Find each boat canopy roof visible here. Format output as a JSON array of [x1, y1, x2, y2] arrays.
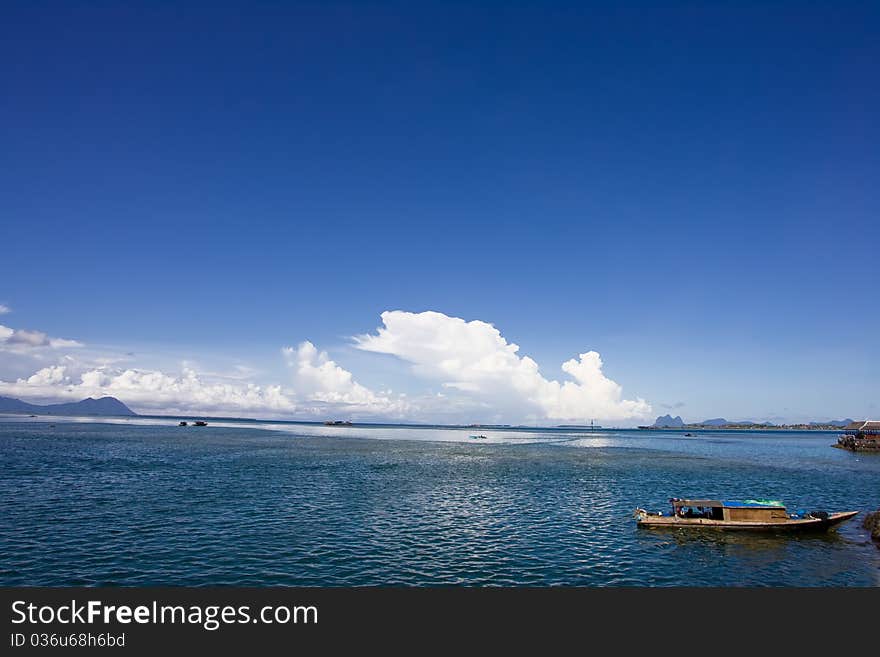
[[671, 499, 722, 507], [671, 498, 785, 509]]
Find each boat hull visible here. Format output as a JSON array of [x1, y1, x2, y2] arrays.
[[636, 510, 858, 532]]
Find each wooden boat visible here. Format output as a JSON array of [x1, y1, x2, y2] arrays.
[[635, 498, 858, 532]]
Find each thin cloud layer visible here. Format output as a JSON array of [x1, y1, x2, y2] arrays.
[[0, 324, 83, 350], [355, 310, 651, 422]]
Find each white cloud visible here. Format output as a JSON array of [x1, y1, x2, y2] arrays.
[[26, 365, 67, 385], [282, 341, 409, 416], [5, 328, 47, 347], [0, 304, 10, 314], [0, 364, 296, 416], [0, 310, 651, 423], [0, 340, 410, 419], [49, 338, 84, 348], [355, 310, 651, 422], [0, 324, 83, 350]]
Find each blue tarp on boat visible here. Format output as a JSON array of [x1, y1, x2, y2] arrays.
[[721, 499, 785, 508]]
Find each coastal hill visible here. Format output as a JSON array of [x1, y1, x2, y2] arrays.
[[645, 415, 853, 430], [652, 415, 684, 428], [0, 396, 136, 416]]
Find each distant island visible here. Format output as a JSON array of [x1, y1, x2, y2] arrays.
[[0, 395, 136, 417], [641, 414, 854, 431], [651, 414, 685, 428]]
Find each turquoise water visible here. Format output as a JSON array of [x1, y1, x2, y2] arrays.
[[1, 418, 878, 586]]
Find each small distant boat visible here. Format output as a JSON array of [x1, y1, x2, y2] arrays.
[[324, 420, 352, 426], [684, 432, 694, 437], [194, 421, 208, 427], [179, 421, 188, 426], [634, 498, 858, 532], [469, 434, 488, 440]]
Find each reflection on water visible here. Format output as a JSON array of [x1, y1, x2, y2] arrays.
[[639, 528, 866, 586], [0, 418, 878, 586]]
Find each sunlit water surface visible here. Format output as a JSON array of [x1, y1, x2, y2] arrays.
[[1, 417, 878, 586]]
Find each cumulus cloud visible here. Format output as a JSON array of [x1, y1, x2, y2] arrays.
[[26, 365, 67, 385], [0, 304, 10, 314], [355, 311, 651, 422], [0, 365, 295, 416], [283, 341, 409, 416], [0, 324, 83, 350], [0, 341, 410, 419], [0, 310, 651, 423]]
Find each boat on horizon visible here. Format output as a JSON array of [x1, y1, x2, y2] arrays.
[[324, 420, 353, 426], [634, 498, 858, 532]]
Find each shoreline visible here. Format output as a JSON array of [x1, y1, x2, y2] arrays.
[[0, 412, 846, 435]]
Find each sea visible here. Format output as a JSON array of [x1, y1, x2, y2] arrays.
[[1, 417, 878, 586]]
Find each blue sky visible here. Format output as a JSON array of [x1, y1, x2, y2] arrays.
[[1, 2, 878, 424]]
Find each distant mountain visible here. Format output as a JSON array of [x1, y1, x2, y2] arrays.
[[653, 415, 684, 428], [0, 396, 136, 416], [0, 397, 36, 413], [809, 419, 853, 428], [641, 414, 860, 431]]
